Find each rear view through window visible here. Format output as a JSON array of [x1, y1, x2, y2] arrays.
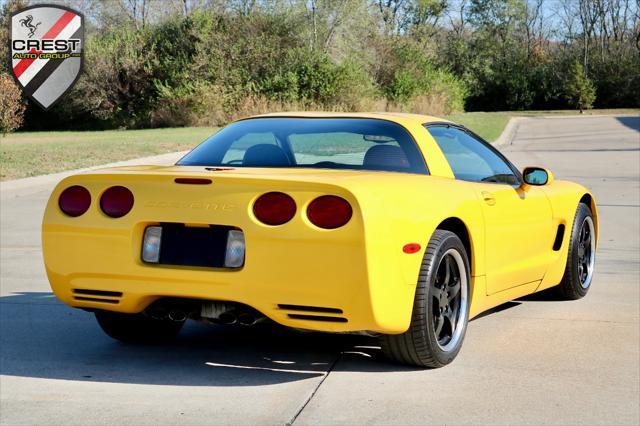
[[179, 118, 428, 174]]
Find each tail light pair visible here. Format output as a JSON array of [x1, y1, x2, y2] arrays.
[[253, 192, 352, 229], [60, 186, 349, 229], [59, 185, 134, 218]]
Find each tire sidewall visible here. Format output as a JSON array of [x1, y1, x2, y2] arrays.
[[566, 204, 594, 297], [421, 233, 471, 365]]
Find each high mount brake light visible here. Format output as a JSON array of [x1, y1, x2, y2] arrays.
[[307, 195, 352, 229], [59, 186, 91, 217], [253, 192, 297, 226]]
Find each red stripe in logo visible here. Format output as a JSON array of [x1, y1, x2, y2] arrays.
[[13, 11, 77, 79], [12, 48, 41, 77], [41, 11, 76, 39]]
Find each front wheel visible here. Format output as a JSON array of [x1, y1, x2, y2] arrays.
[[558, 203, 596, 299], [95, 310, 184, 343], [380, 230, 470, 368]]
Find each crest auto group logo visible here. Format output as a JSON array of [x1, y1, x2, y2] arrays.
[[9, 4, 84, 110]]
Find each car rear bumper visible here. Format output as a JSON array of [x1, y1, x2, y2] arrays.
[[46, 220, 362, 325], [44, 240, 413, 334], [44, 224, 420, 334]]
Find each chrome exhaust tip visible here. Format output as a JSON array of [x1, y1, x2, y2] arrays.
[[237, 313, 257, 326], [168, 309, 187, 322], [218, 312, 237, 325]]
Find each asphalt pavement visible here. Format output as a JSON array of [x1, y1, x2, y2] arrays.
[[1, 115, 638, 425]]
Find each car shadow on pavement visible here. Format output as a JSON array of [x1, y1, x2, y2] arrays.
[[614, 115, 640, 132], [469, 301, 522, 321], [517, 287, 566, 302], [0, 292, 423, 387]]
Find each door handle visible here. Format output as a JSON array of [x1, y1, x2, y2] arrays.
[[481, 191, 496, 206]]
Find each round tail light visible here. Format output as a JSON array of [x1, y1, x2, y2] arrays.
[[253, 192, 296, 225], [100, 186, 134, 218], [307, 195, 352, 229], [59, 185, 91, 217]]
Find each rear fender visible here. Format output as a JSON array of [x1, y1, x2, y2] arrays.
[[349, 175, 485, 333]]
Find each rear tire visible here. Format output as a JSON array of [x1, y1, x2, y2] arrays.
[[95, 310, 184, 343], [380, 230, 470, 368], [558, 203, 596, 300]]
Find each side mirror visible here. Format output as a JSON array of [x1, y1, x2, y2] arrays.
[[523, 167, 554, 186]]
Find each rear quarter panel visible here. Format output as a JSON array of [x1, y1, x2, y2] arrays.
[[344, 173, 486, 331]]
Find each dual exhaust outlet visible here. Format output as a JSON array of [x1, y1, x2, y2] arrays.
[[218, 311, 260, 326], [200, 300, 262, 326], [151, 301, 263, 326], [165, 308, 260, 326]]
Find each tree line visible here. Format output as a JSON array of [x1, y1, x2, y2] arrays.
[[0, 0, 638, 132]]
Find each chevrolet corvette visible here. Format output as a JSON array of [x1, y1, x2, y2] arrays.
[[42, 112, 598, 367]]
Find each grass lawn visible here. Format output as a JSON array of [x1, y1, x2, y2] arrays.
[[445, 112, 512, 142], [1, 127, 216, 181], [1, 108, 637, 181]]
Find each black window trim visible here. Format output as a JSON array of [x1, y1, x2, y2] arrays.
[[424, 122, 523, 186]]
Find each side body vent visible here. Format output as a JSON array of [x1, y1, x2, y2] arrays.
[[553, 224, 566, 251]]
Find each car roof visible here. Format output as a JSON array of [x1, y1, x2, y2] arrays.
[[249, 111, 452, 126]]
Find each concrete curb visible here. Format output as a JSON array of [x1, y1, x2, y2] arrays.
[[492, 113, 638, 146], [493, 117, 525, 146], [0, 151, 188, 199], [521, 112, 639, 120]]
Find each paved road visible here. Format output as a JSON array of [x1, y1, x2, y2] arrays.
[[1, 115, 638, 425]]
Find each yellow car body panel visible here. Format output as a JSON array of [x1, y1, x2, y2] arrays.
[[42, 112, 598, 333]]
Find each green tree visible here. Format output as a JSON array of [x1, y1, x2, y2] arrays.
[[565, 60, 596, 113], [9, 0, 639, 130], [0, 72, 25, 135]]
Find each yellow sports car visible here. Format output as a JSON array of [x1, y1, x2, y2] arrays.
[[42, 112, 597, 367]]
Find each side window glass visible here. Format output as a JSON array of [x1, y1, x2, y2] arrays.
[[427, 126, 518, 185]]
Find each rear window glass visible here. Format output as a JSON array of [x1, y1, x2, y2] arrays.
[[178, 118, 428, 174]]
